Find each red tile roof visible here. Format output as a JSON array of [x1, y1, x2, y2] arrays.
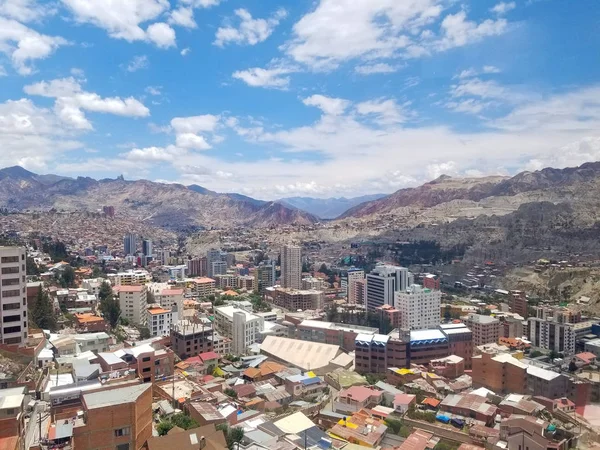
[[199, 351, 220, 362], [339, 386, 381, 403]]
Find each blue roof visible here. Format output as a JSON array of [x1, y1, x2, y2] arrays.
[[301, 377, 321, 386]]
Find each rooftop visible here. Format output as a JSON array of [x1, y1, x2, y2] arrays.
[[83, 383, 150, 409], [410, 329, 447, 344], [148, 307, 171, 315], [339, 386, 381, 403], [527, 365, 561, 381], [113, 285, 145, 293], [467, 314, 499, 324], [260, 336, 341, 371]]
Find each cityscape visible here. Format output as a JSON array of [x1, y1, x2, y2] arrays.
[[1, 1, 600, 450]]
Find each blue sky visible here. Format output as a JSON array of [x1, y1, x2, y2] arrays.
[[1, 0, 600, 199]]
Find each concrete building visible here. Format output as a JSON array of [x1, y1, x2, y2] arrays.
[[439, 323, 473, 369], [114, 285, 148, 326], [188, 277, 216, 298], [302, 277, 325, 290], [206, 249, 228, 278], [297, 320, 378, 352], [111, 270, 151, 286], [281, 245, 302, 290], [265, 287, 324, 311], [527, 365, 568, 399], [0, 246, 28, 345], [395, 284, 442, 330], [147, 306, 177, 337], [509, 290, 528, 318], [186, 257, 207, 277], [346, 269, 365, 304], [409, 329, 450, 366], [255, 263, 276, 294], [355, 279, 366, 306], [81, 278, 109, 296], [142, 239, 152, 258], [214, 306, 264, 354], [72, 383, 152, 450], [528, 316, 594, 356], [365, 264, 408, 311], [375, 305, 401, 328], [471, 351, 528, 395], [466, 314, 501, 346], [211, 261, 227, 278], [156, 288, 184, 313], [422, 274, 440, 290], [123, 233, 137, 256], [355, 334, 408, 374], [170, 320, 213, 359]]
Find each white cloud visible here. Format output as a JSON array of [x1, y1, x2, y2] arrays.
[[175, 133, 211, 149], [145, 86, 161, 96], [180, 0, 221, 7], [61, 0, 178, 48], [232, 66, 295, 89], [169, 7, 196, 28], [354, 63, 399, 75], [303, 95, 350, 116], [491, 2, 516, 15], [70, 67, 85, 77], [446, 77, 531, 115], [0, 98, 82, 171], [214, 8, 287, 47], [122, 145, 185, 162], [0, 17, 68, 74], [146, 22, 176, 48], [0, 65, 6, 76], [356, 98, 407, 125], [126, 55, 148, 72], [436, 11, 507, 51], [0, 0, 56, 22], [457, 65, 501, 79], [170, 114, 219, 150], [483, 65, 501, 74], [282, 0, 508, 71], [180, 47, 191, 56], [24, 77, 150, 129]]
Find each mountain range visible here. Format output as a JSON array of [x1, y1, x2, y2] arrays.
[[0, 166, 317, 229], [276, 194, 387, 219]]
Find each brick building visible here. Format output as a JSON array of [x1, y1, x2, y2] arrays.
[[354, 334, 408, 374], [471, 351, 528, 395], [466, 314, 501, 346]]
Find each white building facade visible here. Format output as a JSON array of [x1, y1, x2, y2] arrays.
[[0, 246, 28, 345], [395, 285, 442, 330]]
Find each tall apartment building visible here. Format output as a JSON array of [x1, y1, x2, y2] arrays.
[[509, 290, 528, 318], [156, 287, 184, 313], [264, 287, 324, 311], [0, 246, 28, 345], [110, 270, 152, 286], [281, 245, 302, 290], [354, 334, 409, 374], [472, 351, 528, 395], [255, 263, 276, 294], [123, 233, 137, 256], [211, 261, 228, 277], [302, 277, 324, 290], [355, 279, 366, 306], [147, 306, 178, 337], [345, 268, 365, 304], [186, 257, 207, 277], [114, 285, 148, 326], [395, 284, 442, 330], [189, 277, 216, 298], [528, 317, 593, 355], [466, 314, 501, 346], [142, 239, 153, 258], [365, 265, 403, 311], [214, 306, 264, 354], [206, 249, 228, 278]]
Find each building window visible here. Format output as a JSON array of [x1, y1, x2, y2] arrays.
[[114, 427, 131, 437], [142, 357, 151, 362], [116, 444, 130, 450]]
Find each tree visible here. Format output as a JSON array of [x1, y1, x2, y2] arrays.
[[31, 288, 57, 331], [139, 327, 151, 339], [98, 282, 112, 302], [61, 265, 76, 288], [26, 257, 40, 276], [224, 388, 238, 398], [217, 424, 245, 450], [444, 305, 452, 322], [169, 413, 199, 430], [529, 350, 543, 358], [156, 421, 173, 436], [91, 266, 104, 278], [99, 293, 121, 328]]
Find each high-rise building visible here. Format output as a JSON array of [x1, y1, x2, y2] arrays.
[[281, 245, 301, 290], [186, 257, 208, 277], [255, 262, 276, 293], [123, 233, 137, 256], [395, 284, 442, 330], [207, 248, 228, 277], [365, 264, 409, 311], [0, 246, 28, 345], [113, 285, 148, 326], [466, 314, 501, 346], [346, 268, 365, 304], [211, 261, 227, 277], [142, 239, 153, 257]]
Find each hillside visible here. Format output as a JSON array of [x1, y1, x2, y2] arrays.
[[277, 194, 386, 219], [0, 167, 317, 230]]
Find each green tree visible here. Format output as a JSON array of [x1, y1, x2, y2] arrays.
[[91, 266, 104, 278], [31, 288, 57, 331], [529, 350, 543, 358], [99, 293, 121, 328], [139, 327, 151, 339], [26, 257, 40, 276], [156, 421, 173, 436], [61, 265, 76, 287], [170, 413, 199, 430], [444, 305, 452, 322], [216, 424, 244, 450], [98, 282, 112, 301], [224, 388, 238, 398]]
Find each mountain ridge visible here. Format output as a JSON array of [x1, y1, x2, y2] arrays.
[[277, 194, 387, 219], [0, 166, 317, 229]]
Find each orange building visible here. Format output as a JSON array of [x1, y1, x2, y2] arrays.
[[72, 383, 152, 450], [74, 313, 108, 332], [472, 351, 527, 395]]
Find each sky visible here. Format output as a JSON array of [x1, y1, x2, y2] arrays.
[[1, 0, 600, 200]]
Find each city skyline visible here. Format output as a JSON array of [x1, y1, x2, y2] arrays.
[[1, 1, 600, 199]]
